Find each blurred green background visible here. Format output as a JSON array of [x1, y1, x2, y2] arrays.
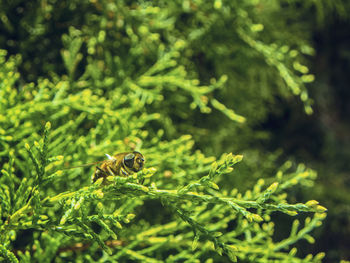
[[0, 0, 349, 262]]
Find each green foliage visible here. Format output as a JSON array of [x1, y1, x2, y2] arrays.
[[0, 0, 341, 261], [0, 51, 325, 262]]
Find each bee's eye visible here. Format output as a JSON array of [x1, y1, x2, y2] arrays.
[[124, 153, 135, 168]]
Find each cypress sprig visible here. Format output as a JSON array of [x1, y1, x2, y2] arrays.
[[0, 244, 19, 263], [24, 142, 41, 181], [178, 153, 243, 194]]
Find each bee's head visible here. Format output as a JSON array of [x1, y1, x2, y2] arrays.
[[124, 151, 145, 172]]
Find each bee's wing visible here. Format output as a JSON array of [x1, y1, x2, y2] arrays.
[[105, 154, 115, 160], [63, 161, 103, 170]]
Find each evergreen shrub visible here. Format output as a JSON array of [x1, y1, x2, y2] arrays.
[[0, 1, 332, 262]]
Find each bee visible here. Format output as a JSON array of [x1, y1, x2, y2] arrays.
[[91, 151, 145, 183], [64, 151, 145, 184]]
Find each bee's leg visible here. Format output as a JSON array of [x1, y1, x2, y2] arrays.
[[107, 166, 116, 177], [96, 166, 104, 172], [92, 166, 104, 183], [120, 167, 128, 177]]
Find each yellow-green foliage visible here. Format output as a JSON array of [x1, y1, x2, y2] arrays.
[[0, 0, 339, 262], [1, 51, 325, 262]]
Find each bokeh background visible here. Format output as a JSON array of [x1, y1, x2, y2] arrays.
[[1, 1, 349, 262]]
